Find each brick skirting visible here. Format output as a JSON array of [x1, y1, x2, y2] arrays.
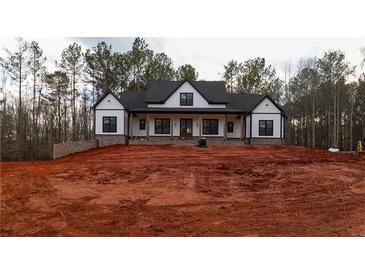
[[129, 136, 245, 146], [95, 135, 127, 147], [249, 138, 284, 145]]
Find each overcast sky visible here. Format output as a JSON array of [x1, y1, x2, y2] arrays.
[[1, 37, 364, 83]]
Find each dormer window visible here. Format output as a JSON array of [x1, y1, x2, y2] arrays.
[[180, 93, 193, 106]]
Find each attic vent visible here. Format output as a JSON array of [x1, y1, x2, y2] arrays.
[[265, 103, 269, 106], [107, 99, 111, 102]]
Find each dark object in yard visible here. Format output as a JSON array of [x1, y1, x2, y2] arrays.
[[197, 137, 207, 148]]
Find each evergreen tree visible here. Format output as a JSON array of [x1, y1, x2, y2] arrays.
[[222, 60, 240, 92], [127, 37, 153, 90], [146, 52, 175, 82], [44, 71, 69, 143], [0, 38, 28, 144], [176, 64, 199, 81], [59, 42, 83, 141], [28, 41, 46, 153], [84, 42, 119, 97]]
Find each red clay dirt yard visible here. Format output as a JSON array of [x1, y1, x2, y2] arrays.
[[1, 145, 365, 236]]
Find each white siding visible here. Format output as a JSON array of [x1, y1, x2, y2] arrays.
[[147, 114, 173, 136], [95, 94, 124, 110], [227, 114, 241, 138], [132, 114, 147, 137], [95, 110, 126, 135], [247, 97, 283, 138], [95, 93, 126, 135], [131, 114, 227, 137], [147, 81, 226, 109], [201, 115, 225, 137], [252, 97, 281, 113], [251, 113, 282, 138]]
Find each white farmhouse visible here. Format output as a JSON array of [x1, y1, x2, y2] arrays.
[[92, 80, 286, 146]]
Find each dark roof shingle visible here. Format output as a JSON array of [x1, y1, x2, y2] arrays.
[[119, 90, 147, 109], [227, 93, 263, 112], [144, 80, 230, 104], [94, 81, 284, 114]]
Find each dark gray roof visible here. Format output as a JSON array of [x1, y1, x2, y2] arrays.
[[94, 81, 284, 114], [144, 80, 230, 104], [119, 90, 147, 109], [117, 91, 265, 113], [227, 93, 263, 112]]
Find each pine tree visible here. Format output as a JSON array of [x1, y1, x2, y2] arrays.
[[59, 43, 83, 141]]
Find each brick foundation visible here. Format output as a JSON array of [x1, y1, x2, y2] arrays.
[[95, 135, 127, 147], [53, 140, 97, 159]]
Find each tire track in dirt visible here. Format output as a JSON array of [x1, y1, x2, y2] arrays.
[[1, 145, 365, 236]]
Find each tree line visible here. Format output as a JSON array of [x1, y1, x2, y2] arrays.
[[0, 37, 199, 160], [222, 51, 365, 150], [1, 38, 364, 161]]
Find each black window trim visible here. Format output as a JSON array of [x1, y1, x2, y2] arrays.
[[180, 92, 193, 106], [227, 122, 234, 133], [102, 116, 117, 133], [259, 120, 273, 136], [203, 119, 219, 135], [139, 119, 146, 130], [155, 118, 170, 134]]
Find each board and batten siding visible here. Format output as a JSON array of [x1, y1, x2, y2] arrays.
[[249, 97, 283, 138], [132, 114, 147, 137], [147, 81, 226, 109], [148, 114, 226, 137], [95, 93, 126, 135], [227, 114, 242, 139]]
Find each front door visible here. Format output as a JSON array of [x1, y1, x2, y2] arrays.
[[180, 119, 193, 139]]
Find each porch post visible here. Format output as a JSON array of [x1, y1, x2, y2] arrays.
[[170, 115, 173, 139], [129, 113, 133, 139], [240, 113, 244, 141], [199, 114, 202, 138], [146, 113, 150, 140], [224, 113, 227, 141]]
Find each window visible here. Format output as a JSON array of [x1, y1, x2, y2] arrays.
[[103, 116, 117, 133], [259, 120, 273, 136], [139, 119, 146, 130], [155, 119, 170, 134], [203, 119, 218, 135], [180, 93, 193, 106], [227, 122, 234, 133]]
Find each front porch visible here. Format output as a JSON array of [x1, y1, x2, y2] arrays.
[[128, 112, 246, 141]]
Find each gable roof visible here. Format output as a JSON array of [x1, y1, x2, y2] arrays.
[[144, 80, 230, 104], [92, 82, 285, 115], [249, 94, 286, 114], [92, 91, 124, 109]]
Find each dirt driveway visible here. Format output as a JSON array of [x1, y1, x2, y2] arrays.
[[1, 145, 365, 236]]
